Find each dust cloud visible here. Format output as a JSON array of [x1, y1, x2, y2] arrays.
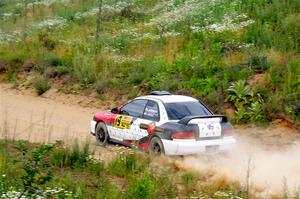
[[181, 134, 300, 196]]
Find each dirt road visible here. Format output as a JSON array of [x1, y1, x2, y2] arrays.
[[1, 83, 299, 195], [0, 83, 133, 160], [0, 84, 95, 143]]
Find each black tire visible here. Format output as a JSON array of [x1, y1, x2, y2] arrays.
[[95, 122, 109, 146], [149, 137, 165, 155]]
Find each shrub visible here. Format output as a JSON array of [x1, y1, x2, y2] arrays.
[[108, 153, 148, 177], [56, 65, 70, 76], [125, 172, 159, 199], [111, 36, 131, 52], [15, 142, 54, 197], [226, 80, 253, 108], [130, 73, 144, 85], [46, 55, 64, 66], [38, 32, 56, 50], [72, 52, 96, 85], [144, 72, 170, 91], [51, 141, 90, 169], [31, 77, 51, 95], [57, 8, 76, 21], [44, 67, 58, 78], [227, 80, 267, 123], [95, 81, 104, 95], [3, 68, 18, 82], [249, 54, 270, 71]]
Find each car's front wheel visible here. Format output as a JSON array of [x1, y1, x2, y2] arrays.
[[95, 122, 109, 146], [149, 137, 165, 155]]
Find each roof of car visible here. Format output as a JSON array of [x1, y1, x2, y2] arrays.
[[136, 94, 198, 103]]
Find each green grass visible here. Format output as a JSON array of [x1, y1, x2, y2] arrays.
[[0, 139, 247, 199], [0, 0, 300, 124]]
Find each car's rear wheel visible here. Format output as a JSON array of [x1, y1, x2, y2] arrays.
[[149, 137, 165, 155], [95, 122, 109, 146]]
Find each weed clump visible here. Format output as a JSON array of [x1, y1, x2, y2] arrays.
[[31, 77, 51, 95]]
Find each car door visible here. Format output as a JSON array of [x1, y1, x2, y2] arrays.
[[112, 99, 148, 141], [130, 100, 161, 141]]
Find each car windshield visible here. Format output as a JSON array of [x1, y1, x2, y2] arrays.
[[165, 101, 212, 120]]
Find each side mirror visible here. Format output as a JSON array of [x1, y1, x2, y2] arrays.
[[111, 107, 119, 114]]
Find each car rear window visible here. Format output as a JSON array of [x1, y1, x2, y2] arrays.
[[165, 101, 212, 120]]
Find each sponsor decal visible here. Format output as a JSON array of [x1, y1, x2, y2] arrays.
[[207, 124, 214, 130], [114, 115, 133, 129]]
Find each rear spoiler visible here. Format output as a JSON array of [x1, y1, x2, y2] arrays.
[[178, 115, 228, 125]]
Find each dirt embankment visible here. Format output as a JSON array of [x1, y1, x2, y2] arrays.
[[0, 83, 299, 197]]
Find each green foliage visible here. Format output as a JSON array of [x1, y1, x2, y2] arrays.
[[181, 171, 198, 195], [95, 80, 104, 95], [72, 52, 96, 85], [15, 142, 54, 197], [249, 54, 270, 71], [107, 153, 148, 177], [3, 140, 296, 198], [226, 80, 253, 108], [38, 32, 56, 50], [30, 77, 51, 95], [227, 80, 266, 123], [56, 65, 70, 76], [3, 68, 18, 82], [111, 36, 131, 52], [56, 9, 77, 22], [125, 172, 159, 199], [50, 141, 90, 169]]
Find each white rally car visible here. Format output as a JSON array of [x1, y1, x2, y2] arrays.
[[90, 91, 235, 155]]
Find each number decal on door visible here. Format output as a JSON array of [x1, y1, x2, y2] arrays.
[[114, 115, 132, 129]]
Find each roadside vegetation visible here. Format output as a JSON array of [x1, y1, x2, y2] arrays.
[[0, 139, 249, 199], [0, 0, 299, 125]]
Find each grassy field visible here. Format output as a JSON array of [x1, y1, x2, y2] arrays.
[[0, 0, 299, 125], [0, 139, 252, 199]]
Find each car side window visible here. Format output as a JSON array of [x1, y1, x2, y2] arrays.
[[143, 100, 160, 121], [121, 99, 147, 118]]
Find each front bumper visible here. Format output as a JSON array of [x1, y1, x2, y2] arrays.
[[90, 120, 97, 135], [161, 136, 236, 155]]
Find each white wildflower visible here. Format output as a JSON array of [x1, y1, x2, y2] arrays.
[[238, 43, 254, 49], [1, 13, 13, 20], [110, 54, 143, 64], [162, 31, 180, 37], [75, 8, 98, 19], [145, 0, 221, 27], [27, 0, 70, 7], [15, 3, 23, 8], [191, 12, 255, 33], [31, 17, 68, 30], [0, 29, 22, 44], [74, 1, 136, 20]]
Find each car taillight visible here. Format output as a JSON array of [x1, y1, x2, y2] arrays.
[[223, 129, 233, 136], [172, 132, 195, 139]]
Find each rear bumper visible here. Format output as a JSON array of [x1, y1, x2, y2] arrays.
[[90, 120, 97, 135], [161, 136, 236, 155]]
